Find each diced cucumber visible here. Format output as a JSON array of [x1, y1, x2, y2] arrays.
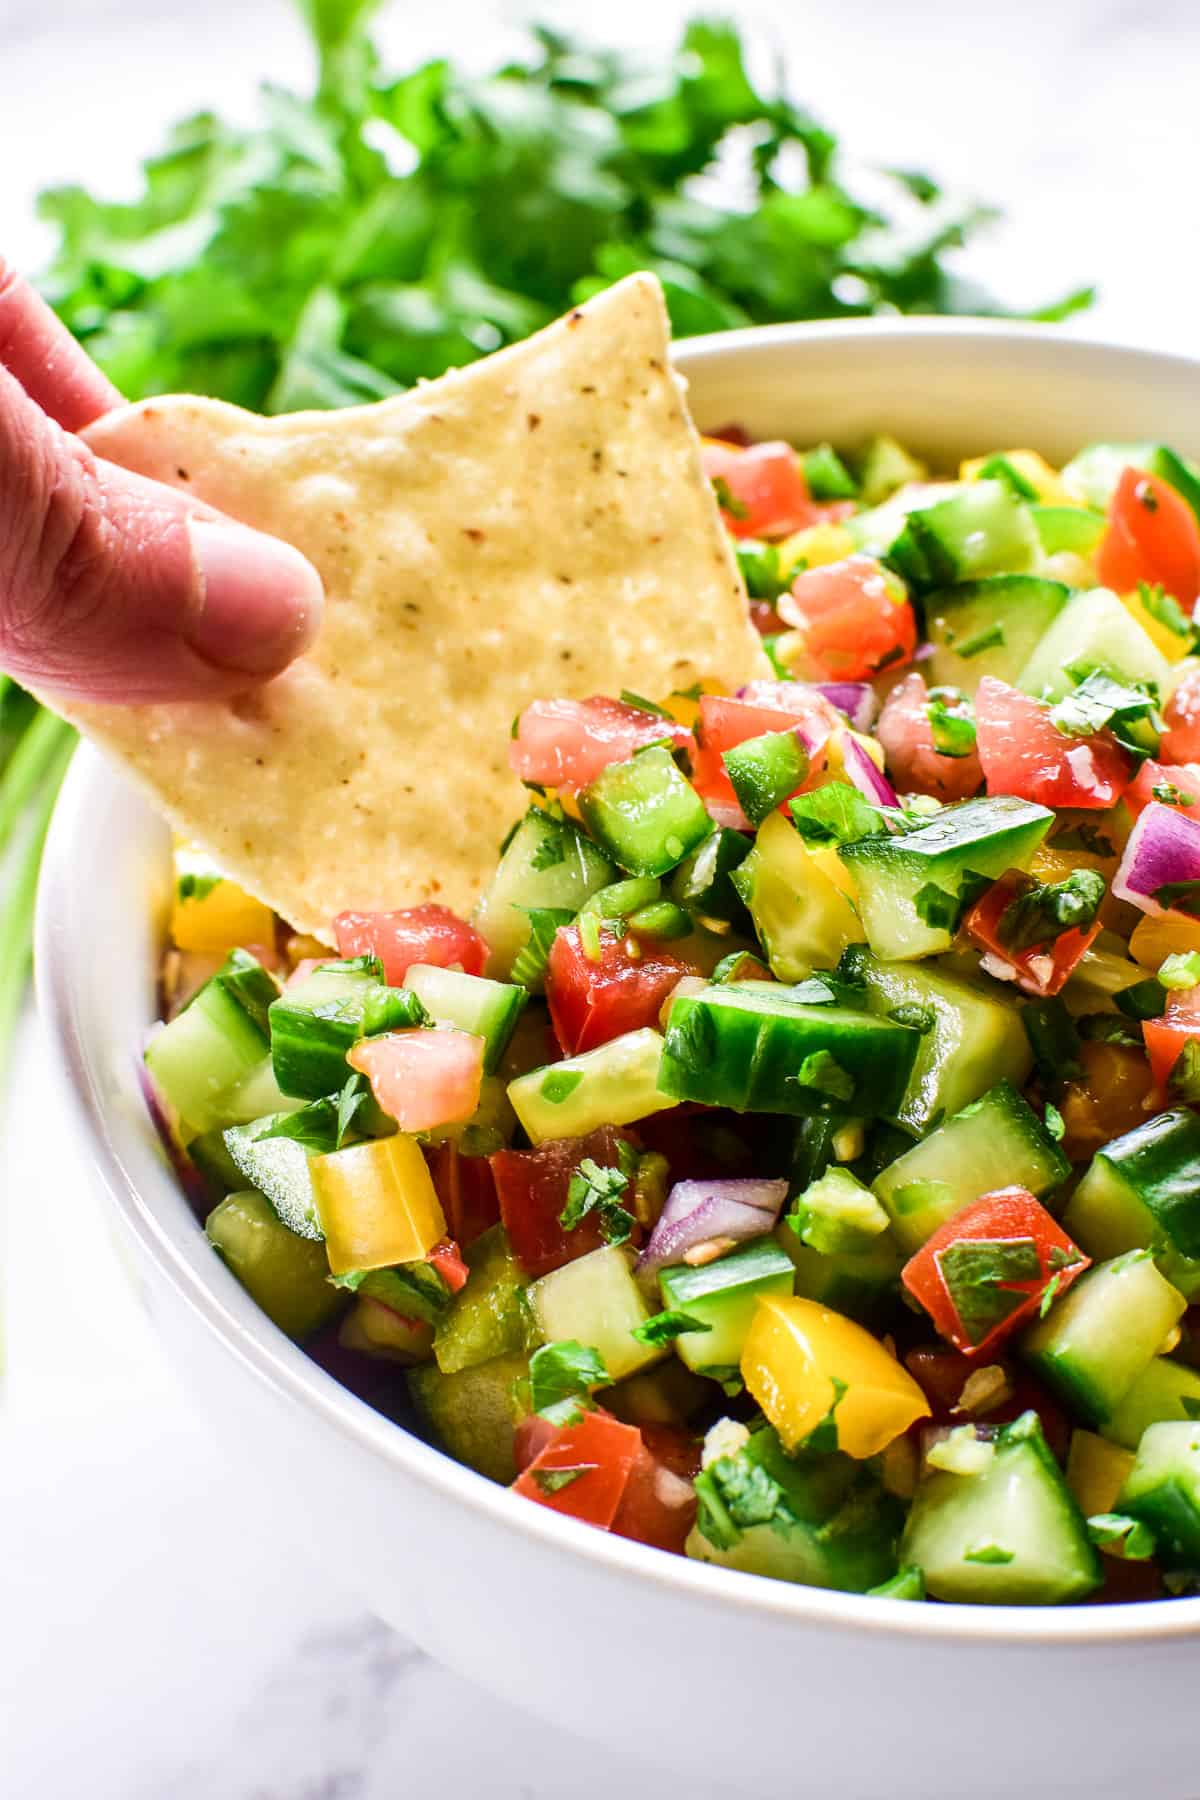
[[923, 575, 1072, 696], [854, 435, 928, 507], [1100, 1356, 1200, 1452], [402, 964, 526, 1075], [670, 827, 753, 926], [1118, 1420, 1200, 1562], [527, 1244, 660, 1382], [775, 1222, 903, 1322], [872, 1082, 1068, 1254], [472, 807, 616, 981], [339, 1295, 434, 1363], [840, 945, 1031, 1133], [900, 1412, 1101, 1605], [223, 1114, 322, 1240], [1020, 1251, 1186, 1426], [1031, 505, 1106, 558], [508, 1027, 677, 1145], [658, 1240, 794, 1371], [658, 981, 919, 1120], [1065, 1429, 1136, 1520], [409, 1350, 530, 1483], [205, 1190, 342, 1341], [269, 961, 426, 1100], [884, 481, 1039, 594], [433, 1225, 536, 1375], [688, 1423, 902, 1592], [803, 442, 858, 501], [187, 1126, 245, 1202], [145, 950, 277, 1140], [838, 796, 1052, 963], [218, 1055, 308, 1127], [722, 730, 809, 827], [578, 745, 713, 878], [1016, 587, 1170, 701], [732, 811, 864, 980], [1061, 442, 1200, 524], [1063, 1109, 1200, 1300], [848, 482, 959, 558]]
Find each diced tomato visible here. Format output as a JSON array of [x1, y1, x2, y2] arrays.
[[424, 1142, 500, 1248], [902, 1187, 1090, 1360], [1162, 665, 1200, 763], [333, 904, 487, 984], [611, 1437, 698, 1554], [426, 1236, 470, 1293], [701, 439, 816, 539], [509, 696, 690, 795], [546, 923, 693, 1056], [1124, 757, 1200, 819], [512, 1409, 643, 1528], [876, 671, 982, 802], [1097, 467, 1200, 608], [1144, 983, 1200, 1090], [514, 1411, 559, 1472], [974, 675, 1132, 810], [777, 554, 917, 681], [490, 1126, 634, 1277], [963, 871, 1102, 998], [347, 1028, 485, 1133], [691, 689, 836, 827], [1058, 1039, 1157, 1161]]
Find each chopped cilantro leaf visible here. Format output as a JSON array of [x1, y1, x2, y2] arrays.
[[632, 1309, 712, 1347], [1043, 1102, 1066, 1144], [963, 1544, 1014, 1565], [1038, 1271, 1064, 1317], [711, 475, 749, 520], [1152, 782, 1195, 807], [1153, 880, 1200, 919], [619, 689, 672, 719], [788, 781, 884, 847], [1138, 582, 1195, 643], [528, 1340, 609, 1416], [697, 1363, 745, 1397], [936, 1237, 1042, 1347], [997, 867, 1106, 953], [510, 906, 575, 991], [530, 829, 567, 871], [1168, 1039, 1200, 1104], [793, 1050, 855, 1104], [176, 871, 222, 903], [926, 693, 977, 758], [559, 1156, 635, 1243], [664, 1002, 717, 1073], [532, 1464, 597, 1495], [540, 1068, 584, 1104], [956, 622, 1006, 659], [888, 1003, 936, 1035], [1050, 671, 1162, 761]]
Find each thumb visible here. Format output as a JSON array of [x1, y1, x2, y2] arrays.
[[0, 362, 323, 704]]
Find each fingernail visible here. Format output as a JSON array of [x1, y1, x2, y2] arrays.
[[186, 518, 323, 677]]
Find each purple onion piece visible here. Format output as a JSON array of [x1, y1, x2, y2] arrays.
[[137, 1055, 211, 1221], [841, 733, 899, 809], [1113, 800, 1200, 916], [814, 682, 877, 731], [636, 1177, 788, 1278]]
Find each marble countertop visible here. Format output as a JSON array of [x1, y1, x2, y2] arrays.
[[4, 2, 1200, 1794]]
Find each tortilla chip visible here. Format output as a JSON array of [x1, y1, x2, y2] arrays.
[[49, 274, 767, 937]]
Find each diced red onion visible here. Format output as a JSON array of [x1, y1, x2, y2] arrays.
[[1113, 800, 1200, 917], [635, 1177, 788, 1278], [137, 1054, 210, 1220], [841, 733, 899, 809], [735, 680, 836, 753], [814, 682, 877, 731]]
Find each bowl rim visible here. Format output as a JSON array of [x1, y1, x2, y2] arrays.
[[36, 314, 1200, 1649]]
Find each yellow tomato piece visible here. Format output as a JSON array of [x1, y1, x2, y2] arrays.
[[776, 521, 855, 576], [1130, 913, 1200, 969], [1065, 1429, 1135, 1521], [170, 860, 275, 954], [741, 1294, 929, 1459], [311, 1135, 447, 1276], [1119, 587, 1193, 663], [959, 448, 1067, 503]]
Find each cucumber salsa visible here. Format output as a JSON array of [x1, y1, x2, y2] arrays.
[[147, 429, 1200, 1607]]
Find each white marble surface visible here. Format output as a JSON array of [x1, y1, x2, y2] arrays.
[[4, 3, 1200, 1796]]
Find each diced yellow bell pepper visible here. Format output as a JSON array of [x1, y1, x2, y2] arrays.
[[1130, 913, 1200, 969], [741, 1294, 929, 1459], [1119, 587, 1194, 662], [959, 448, 1067, 503], [311, 1135, 447, 1275], [171, 849, 275, 954], [661, 677, 726, 729], [776, 521, 855, 576], [1065, 1428, 1135, 1521]]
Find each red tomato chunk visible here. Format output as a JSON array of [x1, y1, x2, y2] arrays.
[[974, 676, 1131, 810], [491, 1126, 634, 1277], [964, 872, 1102, 998], [1144, 985, 1200, 1092], [876, 671, 982, 802], [424, 1142, 500, 1249], [778, 555, 916, 681], [348, 1029, 485, 1133], [1097, 467, 1200, 608], [512, 1410, 644, 1528], [547, 923, 693, 1056], [509, 696, 690, 794], [901, 1187, 1090, 1359], [700, 439, 816, 539], [333, 904, 487, 983]]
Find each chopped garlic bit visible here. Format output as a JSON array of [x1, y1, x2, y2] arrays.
[[683, 1236, 738, 1267], [702, 1417, 751, 1470], [1159, 1324, 1183, 1356], [832, 1120, 866, 1163], [955, 1364, 1013, 1417], [925, 1424, 995, 1478]]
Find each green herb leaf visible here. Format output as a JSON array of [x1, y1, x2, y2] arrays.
[[697, 1363, 745, 1397], [528, 1340, 609, 1416], [632, 1309, 712, 1347], [176, 870, 222, 903], [665, 1002, 717, 1073], [510, 906, 574, 990], [1153, 880, 1200, 919], [619, 689, 672, 720], [559, 1155, 635, 1243], [926, 693, 977, 758], [887, 1003, 936, 1034], [1043, 1102, 1066, 1144], [793, 1049, 855, 1103], [532, 1463, 597, 1495], [1169, 1038, 1200, 1103], [963, 1543, 1014, 1565], [936, 1237, 1042, 1347], [1152, 782, 1195, 807], [788, 781, 884, 847], [914, 882, 962, 933], [530, 829, 567, 871], [997, 867, 1106, 954], [1137, 582, 1195, 644], [1050, 671, 1162, 761], [956, 622, 1006, 659], [711, 475, 749, 520]]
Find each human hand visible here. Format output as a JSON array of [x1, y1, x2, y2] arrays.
[[0, 259, 323, 703]]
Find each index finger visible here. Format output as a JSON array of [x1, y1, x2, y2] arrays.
[[0, 256, 122, 432]]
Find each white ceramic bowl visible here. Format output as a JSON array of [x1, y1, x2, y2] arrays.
[[37, 320, 1200, 1800]]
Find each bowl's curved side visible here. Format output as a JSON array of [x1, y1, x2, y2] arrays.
[[33, 321, 1200, 1796]]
